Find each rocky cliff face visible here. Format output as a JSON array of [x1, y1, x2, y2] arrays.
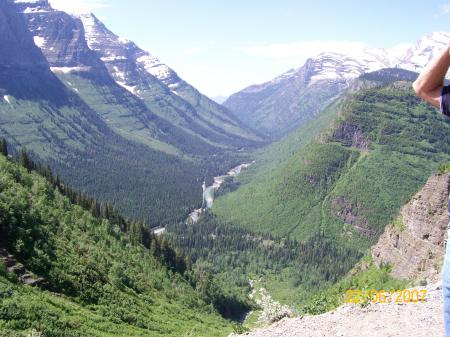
[[15, 1, 116, 81], [231, 173, 449, 337], [372, 172, 450, 283], [1, 1, 48, 67], [0, 0, 71, 103]]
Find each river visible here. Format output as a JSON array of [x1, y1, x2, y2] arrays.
[[151, 161, 253, 235], [187, 161, 254, 224]]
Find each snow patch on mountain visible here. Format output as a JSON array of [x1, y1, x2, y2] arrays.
[[78, 13, 183, 97], [23, 6, 50, 13], [116, 81, 139, 95], [258, 31, 450, 91], [50, 66, 91, 74], [100, 56, 127, 62], [14, 0, 42, 3], [3, 96, 11, 105], [135, 55, 171, 81], [14, 0, 51, 13], [33, 35, 45, 48]]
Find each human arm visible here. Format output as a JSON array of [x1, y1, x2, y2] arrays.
[[412, 44, 450, 109]]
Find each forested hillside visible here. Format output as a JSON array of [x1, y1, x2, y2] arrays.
[[0, 150, 243, 337], [213, 80, 450, 244], [189, 75, 450, 312]]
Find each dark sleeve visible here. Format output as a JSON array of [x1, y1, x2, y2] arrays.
[[440, 85, 450, 117]]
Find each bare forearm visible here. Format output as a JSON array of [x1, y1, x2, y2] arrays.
[[413, 44, 450, 107], [414, 45, 450, 91]]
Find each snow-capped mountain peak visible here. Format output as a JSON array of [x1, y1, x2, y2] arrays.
[[77, 13, 183, 96], [13, 0, 51, 13], [268, 31, 450, 87], [397, 31, 450, 73]]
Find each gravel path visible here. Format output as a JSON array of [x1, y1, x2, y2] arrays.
[[230, 282, 444, 337]]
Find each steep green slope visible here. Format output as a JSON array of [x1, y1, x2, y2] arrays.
[[238, 69, 420, 181], [55, 71, 215, 157], [0, 153, 234, 337], [230, 97, 344, 188], [213, 82, 450, 247]]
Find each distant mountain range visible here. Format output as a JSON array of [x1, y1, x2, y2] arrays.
[[225, 32, 450, 138]]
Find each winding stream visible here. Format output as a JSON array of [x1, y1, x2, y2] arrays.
[[187, 161, 254, 224], [152, 161, 253, 235]]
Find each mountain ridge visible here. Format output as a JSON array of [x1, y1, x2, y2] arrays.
[[13, 0, 264, 156], [224, 31, 450, 138]]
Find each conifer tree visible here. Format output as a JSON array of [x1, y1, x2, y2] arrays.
[[0, 138, 7, 157], [20, 147, 34, 172]]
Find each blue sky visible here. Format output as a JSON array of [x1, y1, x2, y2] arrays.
[[50, 0, 450, 97]]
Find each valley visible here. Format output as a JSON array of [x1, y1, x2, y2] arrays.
[[1, 0, 450, 336]]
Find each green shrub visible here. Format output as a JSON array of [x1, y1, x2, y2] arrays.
[[438, 162, 450, 175]]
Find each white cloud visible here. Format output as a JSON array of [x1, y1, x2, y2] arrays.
[[437, 3, 450, 16], [49, 0, 109, 14], [179, 47, 201, 56], [240, 40, 368, 59]]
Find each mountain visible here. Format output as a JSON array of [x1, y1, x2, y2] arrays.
[[0, 0, 263, 227], [209, 71, 450, 310], [0, 0, 113, 159], [14, 0, 263, 155], [0, 0, 63, 103], [77, 12, 263, 150], [224, 32, 450, 138], [0, 151, 237, 336]]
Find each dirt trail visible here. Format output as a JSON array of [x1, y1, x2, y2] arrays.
[[230, 282, 444, 337]]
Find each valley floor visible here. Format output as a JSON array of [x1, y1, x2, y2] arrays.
[[230, 281, 444, 337]]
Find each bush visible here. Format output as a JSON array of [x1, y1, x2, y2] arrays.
[[438, 162, 450, 175], [0, 260, 6, 276], [256, 288, 293, 324]]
